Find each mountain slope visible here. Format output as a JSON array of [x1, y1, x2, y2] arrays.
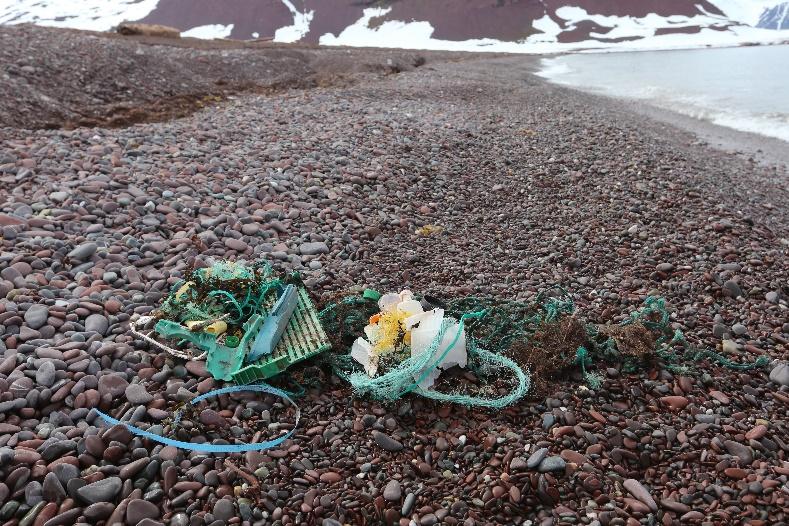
[[1, 0, 788, 52], [758, 2, 789, 28]]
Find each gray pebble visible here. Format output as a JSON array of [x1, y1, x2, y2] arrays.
[[35, 361, 56, 387], [125, 383, 154, 404], [537, 455, 566, 472], [383, 479, 401, 501], [85, 314, 109, 335], [299, 241, 329, 256], [24, 304, 49, 329], [526, 447, 548, 469], [372, 430, 404, 452], [67, 242, 98, 261], [76, 476, 122, 504], [769, 362, 789, 387]]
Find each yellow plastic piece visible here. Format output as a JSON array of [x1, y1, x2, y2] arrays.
[[185, 320, 228, 335]]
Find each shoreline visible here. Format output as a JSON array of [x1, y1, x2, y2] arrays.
[[530, 52, 789, 171], [621, 99, 789, 170]]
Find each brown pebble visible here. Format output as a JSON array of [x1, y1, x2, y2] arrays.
[[660, 396, 689, 410], [745, 424, 767, 440], [319, 471, 343, 483], [723, 467, 748, 479]]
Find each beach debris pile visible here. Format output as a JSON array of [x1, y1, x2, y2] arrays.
[[131, 260, 330, 383], [129, 259, 769, 407], [105, 259, 771, 453], [349, 289, 467, 388]]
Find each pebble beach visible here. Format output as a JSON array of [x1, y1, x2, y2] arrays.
[[1, 24, 788, 526]]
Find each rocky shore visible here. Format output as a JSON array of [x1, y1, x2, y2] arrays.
[[1, 25, 787, 526]]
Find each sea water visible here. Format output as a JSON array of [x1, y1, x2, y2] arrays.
[[537, 45, 789, 143]]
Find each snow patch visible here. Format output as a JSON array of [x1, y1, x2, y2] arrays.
[[274, 0, 313, 43], [0, 0, 160, 31], [529, 14, 562, 43], [320, 7, 437, 48], [182, 24, 234, 39], [320, 5, 789, 54]]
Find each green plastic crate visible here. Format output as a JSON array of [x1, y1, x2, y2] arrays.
[[232, 286, 331, 384]]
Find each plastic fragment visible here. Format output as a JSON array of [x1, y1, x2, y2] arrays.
[[410, 309, 467, 389], [246, 285, 299, 364], [351, 337, 378, 377], [185, 319, 228, 335]]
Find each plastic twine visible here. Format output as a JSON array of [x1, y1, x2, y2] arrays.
[[95, 384, 299, 453]]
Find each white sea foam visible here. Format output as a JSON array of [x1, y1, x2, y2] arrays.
[[538, 46, 789, 142]]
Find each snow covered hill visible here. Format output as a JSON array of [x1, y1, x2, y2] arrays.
[[1, 0, 788, 52]]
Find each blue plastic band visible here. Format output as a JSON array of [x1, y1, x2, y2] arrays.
[[95, 384, 299, 453]]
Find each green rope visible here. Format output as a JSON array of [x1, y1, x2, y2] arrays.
[[321, 286, 768, 407]]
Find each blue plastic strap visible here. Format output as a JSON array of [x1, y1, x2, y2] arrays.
[[95, 384, 299, 453]]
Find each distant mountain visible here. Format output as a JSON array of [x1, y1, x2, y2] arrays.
[[2, 0, 789, 52], [758, 2, 789, 29]]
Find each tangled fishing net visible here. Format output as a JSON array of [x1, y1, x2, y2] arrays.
[[319, 287, 769, 408], [157, 260, 278, 327], [139, 259, 769, 409]]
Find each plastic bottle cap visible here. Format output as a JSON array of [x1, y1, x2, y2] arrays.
[[226, 335, 240, 348]]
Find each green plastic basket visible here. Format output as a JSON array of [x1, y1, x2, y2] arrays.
[[232, 286, 331, 384]]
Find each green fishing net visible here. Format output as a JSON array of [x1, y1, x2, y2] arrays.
[[157, 260, 281, 327], [320, 288, 769, 408]]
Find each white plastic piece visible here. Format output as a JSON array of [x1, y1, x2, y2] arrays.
[[404, 309, 434, 330], [409, 309, 468, 390], [378, 293, 401, 313], [351, 337, 378, 377], [397, 299, 424, 317], [410, 309, 444, 355]]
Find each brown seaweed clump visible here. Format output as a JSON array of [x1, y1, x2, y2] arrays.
[[596, 321, 657, 359], [506, 316, 589, 396]]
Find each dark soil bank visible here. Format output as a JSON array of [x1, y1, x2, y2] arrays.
[[0, 24, 448, 129], [1, 25, 788, 526]]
